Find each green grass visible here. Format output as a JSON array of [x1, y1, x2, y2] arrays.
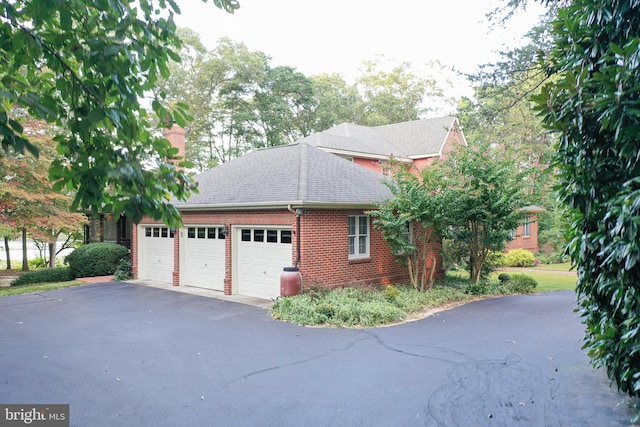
[[0, 281, 87, 297], [530, 262, 573, 272]]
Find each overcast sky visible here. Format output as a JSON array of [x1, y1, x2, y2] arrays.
[[174, 0, 546, 98]]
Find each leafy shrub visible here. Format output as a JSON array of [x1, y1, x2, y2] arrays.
[[537, 251, 567, 265], [504, 249, 536, 267], [479, 251, 506, 281], [510, 274, 537, 293], [498, 273, 511, 284], [273, 281, 470, 327], [65, 242, 129, 278], [465, 282, 509, 296], [11, 268, 73, 286], [383, 285, 400, 302], [28, 257, 48, 269], [113, 257, 133, 281]]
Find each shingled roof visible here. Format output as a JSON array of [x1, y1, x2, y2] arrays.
[[298, 116, 461, 159], [176, 142, 393, 210]]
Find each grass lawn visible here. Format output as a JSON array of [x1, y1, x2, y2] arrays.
[[450, 263, 577, 293], [499, 270, 576, 292], [0, 281, 87, 297]]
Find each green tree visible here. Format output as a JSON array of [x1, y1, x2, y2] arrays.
[[432, 143, 529, 284], [0, 117, 87, 269], [356, 58, 428, 126], [1, 0, 239, 226], [373, 143, 529, 286], [371, 163, 446, 292], [308, 73, 363, 131], [253, 65, 317, 147], [534, 0, 640, 404]]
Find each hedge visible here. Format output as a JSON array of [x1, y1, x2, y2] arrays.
[[65, 242, 129, 278], [11, 268, 73, 286]]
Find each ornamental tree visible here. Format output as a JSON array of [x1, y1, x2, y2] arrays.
[[533, 0, 640, 403], [0, 0, 239, 227], [432, 143, 529, 284], [371, 163, 446, 292]]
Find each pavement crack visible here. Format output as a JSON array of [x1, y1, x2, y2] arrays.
[[221, 335, 372, 388], [362, 329, 478, 364]]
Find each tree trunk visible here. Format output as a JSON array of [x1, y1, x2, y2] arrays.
[[4, 236, 11, 270], [49, 240, 56, 268], [21, 228, 29, 271]]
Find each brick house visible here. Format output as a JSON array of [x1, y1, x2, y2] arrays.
[[132, 116, 537, 299]]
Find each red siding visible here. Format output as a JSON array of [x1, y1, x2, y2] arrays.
[[133, 209, 428, 295], [506, 215, 540, 253]]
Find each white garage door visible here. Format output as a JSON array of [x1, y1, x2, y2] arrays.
[[235, 227, 293, 300], [183, 226, 226, 291], [138, 225, 174, 283]]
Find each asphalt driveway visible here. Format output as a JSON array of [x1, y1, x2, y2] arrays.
[[0, 282, 636, 426]]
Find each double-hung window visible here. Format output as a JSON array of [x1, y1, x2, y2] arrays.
[[348, 215, 370, 259], [523, 219, 531, 238]]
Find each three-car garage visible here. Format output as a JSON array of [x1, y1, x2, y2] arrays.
[[136, 224, 293, 300]]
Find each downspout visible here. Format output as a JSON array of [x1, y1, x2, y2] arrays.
[[287, 205, 302, 268]]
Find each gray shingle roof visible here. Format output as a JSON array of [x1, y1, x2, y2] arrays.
[[176, 142, 392, 210], [301, 116, 460, 158]]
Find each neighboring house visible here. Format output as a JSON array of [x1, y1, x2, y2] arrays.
[[84, 214, 132, 249], [505, 205, 545, 253], [132, 117, 464, 299]]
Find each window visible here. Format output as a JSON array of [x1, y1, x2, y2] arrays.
[[241, 229, 252, 241], [161, 227, 168, 238], [145, 227, 152, 237], [218, 227, 226, 239], [267, 230, 278, 243], [207, 227, 216, 239], [348, 215, 369, 259], [153, 227, 160, 237], [188, 227, 196, 238], [281, 230, 292, 244], [197, 227, 206, 239], [523, 219, 531, 238], [253, 229, 264, 242]]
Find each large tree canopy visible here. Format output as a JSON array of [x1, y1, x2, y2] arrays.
[[0, 0, 239, 227]]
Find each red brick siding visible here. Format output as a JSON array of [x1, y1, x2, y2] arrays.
[[298, 210, 410, 288], [505, 215, 540, 253], [133, 208, 420, 294]]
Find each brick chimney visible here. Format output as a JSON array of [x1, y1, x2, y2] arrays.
[[164, 124, 186, 168]]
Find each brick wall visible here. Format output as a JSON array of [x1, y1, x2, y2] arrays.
[[505, 215, 540, 253], [297, 209, 410, 288], [133, 208, 423, 294]]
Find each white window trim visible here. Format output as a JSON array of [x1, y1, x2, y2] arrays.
[[523, 219, 531, 238], [348, 215, 370, 259]]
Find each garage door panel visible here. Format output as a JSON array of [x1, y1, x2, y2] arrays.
[[183, 226, 226, 291], [236, 228, 292, 300], [138, 226, 174, 283]]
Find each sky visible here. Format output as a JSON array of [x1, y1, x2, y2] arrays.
[[174, 0, 547, 99]]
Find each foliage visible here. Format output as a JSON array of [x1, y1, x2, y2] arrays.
[[504, 249, 536, 267], [0, 0, 239, 226], [428, 143, 529, 284], [271, 280, 472, 327], [371, 161, 446, 291], [382, 284, 400, 302], [10, 267, 73, 286], [65, 243, 129, 278], [534, 0, 640, 402], [498, 273, 512, 284], [113, 257, 133, 281], [509, 274, 538, 294], [0, 119, 87, 269]]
